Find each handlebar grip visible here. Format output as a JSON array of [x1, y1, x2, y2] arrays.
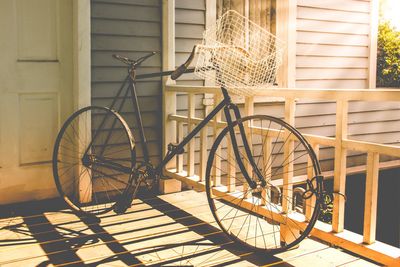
[[171, 63, 188, 80]]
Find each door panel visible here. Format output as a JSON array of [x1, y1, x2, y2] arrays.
[[0, 0, 73, 204], [19, 93, 59, 165], [16, 0, 58, 60]]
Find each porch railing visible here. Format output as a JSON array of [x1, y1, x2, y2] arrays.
[[162, 83, 400, 266]]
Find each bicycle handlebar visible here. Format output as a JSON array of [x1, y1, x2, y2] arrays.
[[171, 45, 198, 80], [112, 46, 198, 80]]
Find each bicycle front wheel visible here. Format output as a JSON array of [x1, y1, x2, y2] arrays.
[[205, 115, 321, 253], [53, 106, 135, 215]]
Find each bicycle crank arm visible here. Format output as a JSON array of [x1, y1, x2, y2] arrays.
[[113, 175, 145, 214]]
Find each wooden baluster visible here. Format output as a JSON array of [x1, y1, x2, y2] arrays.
[[261, 137, 272, 205], [176, 122, 183, 173], [161, 0, 176, 172], [281, 97, 298, 244], [199, 101, 212, 182], [305, 143, 320, 220], [212, 94, 222, 186], [333, 100, 348, 233], [282, 98, 295, 213], [199, 126, 207, 182], [187, 93, 195, 177], [363, 152, 379, 244]]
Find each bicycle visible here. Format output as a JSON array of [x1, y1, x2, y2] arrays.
[[52, 10, 326, 254]]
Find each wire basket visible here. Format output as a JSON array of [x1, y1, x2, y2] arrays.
[[194, 10, 285, 96]]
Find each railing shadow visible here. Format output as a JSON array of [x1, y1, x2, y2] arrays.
[[0, 193, 294, 266]]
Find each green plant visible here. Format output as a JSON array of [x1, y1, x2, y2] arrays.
[[319, 194, 333, 224], [377, 21, 400, 87]]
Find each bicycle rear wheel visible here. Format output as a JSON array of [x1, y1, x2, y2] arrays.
[[205, 115, 321, 253], [53, 106, 135, 215]]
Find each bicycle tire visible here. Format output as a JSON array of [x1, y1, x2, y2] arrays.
[[205, 115, 321, 253], [53, 106, 135, 215]]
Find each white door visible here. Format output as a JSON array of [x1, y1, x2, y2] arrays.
[[0, 0, 74, 204]]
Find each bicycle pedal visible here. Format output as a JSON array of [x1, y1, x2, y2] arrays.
[[113, 202, 130, 214], [280, 241, 300, 251], [81, 214, 101, 224], [113, 197, 133, 214]]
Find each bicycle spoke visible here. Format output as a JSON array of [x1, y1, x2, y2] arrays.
[[53, 106, 134, 215], [206, 115, 321, 252]]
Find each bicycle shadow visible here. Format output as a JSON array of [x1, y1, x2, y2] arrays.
[[136, 194, 290, 266], [0, 199, 145, 266], [0, 194, 295, 266]]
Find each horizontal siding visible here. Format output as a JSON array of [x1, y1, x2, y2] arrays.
[[175, 0, 206, 124], [297, 31, 369, 46], [92, 19, 160, 37], [297, 0, 370, 13], [175, 0, 205, 68], [172, 0, 400, 178], [292, 0, 400, 170], [296, 80, 368, 89], [295, 0, 370, 89], [91, 2, 160, 22], [91, 0, 162, 165], [297, 6, 370, 23], [253, 99, 400, 172], [297, 19, 370, 35], [296, 44, 369, 58], [296, 56, 368, 68], [92, 0, 159, 6]]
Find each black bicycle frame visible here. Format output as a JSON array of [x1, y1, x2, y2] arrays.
[[101, 64, 266, 189]]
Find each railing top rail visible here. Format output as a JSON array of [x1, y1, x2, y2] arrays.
[[165, 84, 400, 102]]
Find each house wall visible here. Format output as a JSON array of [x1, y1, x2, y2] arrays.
[[175, 0, 206, 118], [90, 0, 162, 165], [173, 0, 207, 173], [291, 0, 400, 170], [174, 0, 400, 173], [90, 0, 399, 172], [219, 0, 400, 170], [295, 0, 370, 89]]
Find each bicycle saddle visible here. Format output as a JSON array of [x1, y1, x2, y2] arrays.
[[112, 52, 157, 67]]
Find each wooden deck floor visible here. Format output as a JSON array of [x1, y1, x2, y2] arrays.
[[0, 190, 381, 266]]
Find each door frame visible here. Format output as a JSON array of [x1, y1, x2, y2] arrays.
[[72, 0, 91, 110]]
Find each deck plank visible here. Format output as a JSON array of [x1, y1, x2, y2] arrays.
[[0, 190, 381, 266]]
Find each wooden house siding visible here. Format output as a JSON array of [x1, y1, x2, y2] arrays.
[[288, 0, 400, 170], [200, 0, 399, 171], [90, 0, 399, 171], [91, 0, 162, 165], [175, 0, 206, 119], [174, 0, 207, 173], [295, 0, 370, 89]]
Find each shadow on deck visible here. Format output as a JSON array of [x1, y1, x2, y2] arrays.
[[0, 191, 380, 266]]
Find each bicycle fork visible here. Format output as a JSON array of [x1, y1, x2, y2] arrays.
[[221, 88, 265, 190]]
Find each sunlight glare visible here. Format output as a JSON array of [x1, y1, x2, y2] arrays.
[[381, 0, 400, 29]]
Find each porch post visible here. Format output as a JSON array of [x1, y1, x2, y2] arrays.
[[332, 100, 348, 233], [162, 0, 176, 171], [368, 0, 379, 89], [275, 0, 296, 88], [72, 0, 91, 110], [72, 0, 92, 203]]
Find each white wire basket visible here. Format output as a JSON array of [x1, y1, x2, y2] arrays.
[[194, 10, 285, 96]]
